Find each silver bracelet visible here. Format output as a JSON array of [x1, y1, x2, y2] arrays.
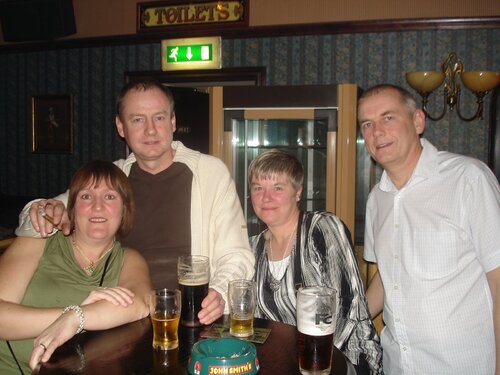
[[62, 305, 85, 334]]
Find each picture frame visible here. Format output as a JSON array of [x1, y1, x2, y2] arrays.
[[32, 95, 73, 154]]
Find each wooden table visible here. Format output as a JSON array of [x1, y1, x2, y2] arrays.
[[37, 316, 354, 374]]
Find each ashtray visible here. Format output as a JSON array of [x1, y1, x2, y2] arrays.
[[187, 337, 259, 375]]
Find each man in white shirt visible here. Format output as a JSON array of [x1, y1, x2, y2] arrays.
[[358, 84, 500, 374]]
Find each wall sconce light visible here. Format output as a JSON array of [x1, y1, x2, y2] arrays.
[[406, 52, 499, 121]]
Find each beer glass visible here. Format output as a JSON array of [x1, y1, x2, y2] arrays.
[[296, 286, 336, 375], [228, 279, 256, 337], [149, 288, 182, 350], [177, 255, 210, 327]]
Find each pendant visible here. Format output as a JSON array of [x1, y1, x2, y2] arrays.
[[83, 263, 95, 276], [268, 274, 281, 291]]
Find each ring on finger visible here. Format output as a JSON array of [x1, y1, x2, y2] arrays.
[[39, 343, 47, 351], [37, 205, 46, 216]]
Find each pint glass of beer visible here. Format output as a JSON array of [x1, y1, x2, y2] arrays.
[[149, 288, 182, 350], [228, 279, 256, 337], [296, 286, 336, 375], [177, 255, 210, 327]]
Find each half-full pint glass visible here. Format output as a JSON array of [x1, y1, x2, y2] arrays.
[[228, 279, 256, 337], [177, 255, 210, 327], [296, 286, 336, 375], [149, 288, 182, 350]]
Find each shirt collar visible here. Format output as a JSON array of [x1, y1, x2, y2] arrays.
[[379, 138, 439, 192]]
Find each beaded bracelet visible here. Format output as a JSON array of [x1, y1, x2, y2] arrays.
[[62, 305, 85, 334]]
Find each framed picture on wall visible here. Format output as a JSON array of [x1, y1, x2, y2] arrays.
[[32, 95, 73, 154]]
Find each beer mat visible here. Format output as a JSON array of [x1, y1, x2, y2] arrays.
[[200, 324, 271, 344]]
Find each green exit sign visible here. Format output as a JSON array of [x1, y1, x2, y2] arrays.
[[166, 44, 213, 63], [161, 37, 221, 71]]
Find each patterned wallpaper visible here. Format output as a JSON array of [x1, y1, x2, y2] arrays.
[[0, 28, 499, 197]]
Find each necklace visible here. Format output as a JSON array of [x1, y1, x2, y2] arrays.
[[267, 227, 296, 291], [72, 236, 115, 276]]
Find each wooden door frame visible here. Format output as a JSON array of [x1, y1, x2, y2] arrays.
[[124, 67, 267, 87]]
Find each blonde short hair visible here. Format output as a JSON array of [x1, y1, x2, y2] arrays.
[[248, 149, 304, 191]]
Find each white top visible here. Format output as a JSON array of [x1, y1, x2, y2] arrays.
[[268, 256, 290, 280], [364, 139, 500, 375]]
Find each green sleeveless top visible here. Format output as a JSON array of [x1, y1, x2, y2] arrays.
[[0, 232, 124, 374]]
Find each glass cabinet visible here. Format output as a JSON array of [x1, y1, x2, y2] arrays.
[[227, 113, 332, 236], [214, 85, 358, 238]]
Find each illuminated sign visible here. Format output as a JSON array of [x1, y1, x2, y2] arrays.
[[138, 1, 247, 32], [166, 44, 212, 63], [161, 37, 221, 71]]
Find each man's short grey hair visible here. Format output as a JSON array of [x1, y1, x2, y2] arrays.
[[358, 84, 418, 117]]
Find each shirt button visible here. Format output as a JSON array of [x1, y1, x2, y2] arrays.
[[395, 318, 400, 322], [394, 255, 399, 260], [394, 285, 399, 290], [402, 346, 407, 352]]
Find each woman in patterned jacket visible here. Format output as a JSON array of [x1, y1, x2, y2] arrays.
[[248, 150, 382, 375]]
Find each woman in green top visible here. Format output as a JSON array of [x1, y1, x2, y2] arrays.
[[0, 160, 152, 374]]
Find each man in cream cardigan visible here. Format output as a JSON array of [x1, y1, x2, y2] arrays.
[[16, 80, 255, 325]]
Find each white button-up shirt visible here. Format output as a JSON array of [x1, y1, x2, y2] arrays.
[[364, 139, 500, 374]]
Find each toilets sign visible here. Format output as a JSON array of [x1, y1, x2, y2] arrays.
[[161, 37, 221, 71], [138, 1, 247, 31]]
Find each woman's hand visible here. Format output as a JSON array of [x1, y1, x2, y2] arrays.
[[29, 309, 80, 370], [81, 287, 135, 307], [29, 286, 138, 370]]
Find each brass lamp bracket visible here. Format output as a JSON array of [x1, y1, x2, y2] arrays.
[[406, 52, 499, 121]]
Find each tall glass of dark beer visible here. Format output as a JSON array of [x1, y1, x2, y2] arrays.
[[296, 286, 336, 375], [177, 255, 210, 327]]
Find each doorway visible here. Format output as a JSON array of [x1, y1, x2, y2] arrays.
[[171, 87, 209, 154]]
